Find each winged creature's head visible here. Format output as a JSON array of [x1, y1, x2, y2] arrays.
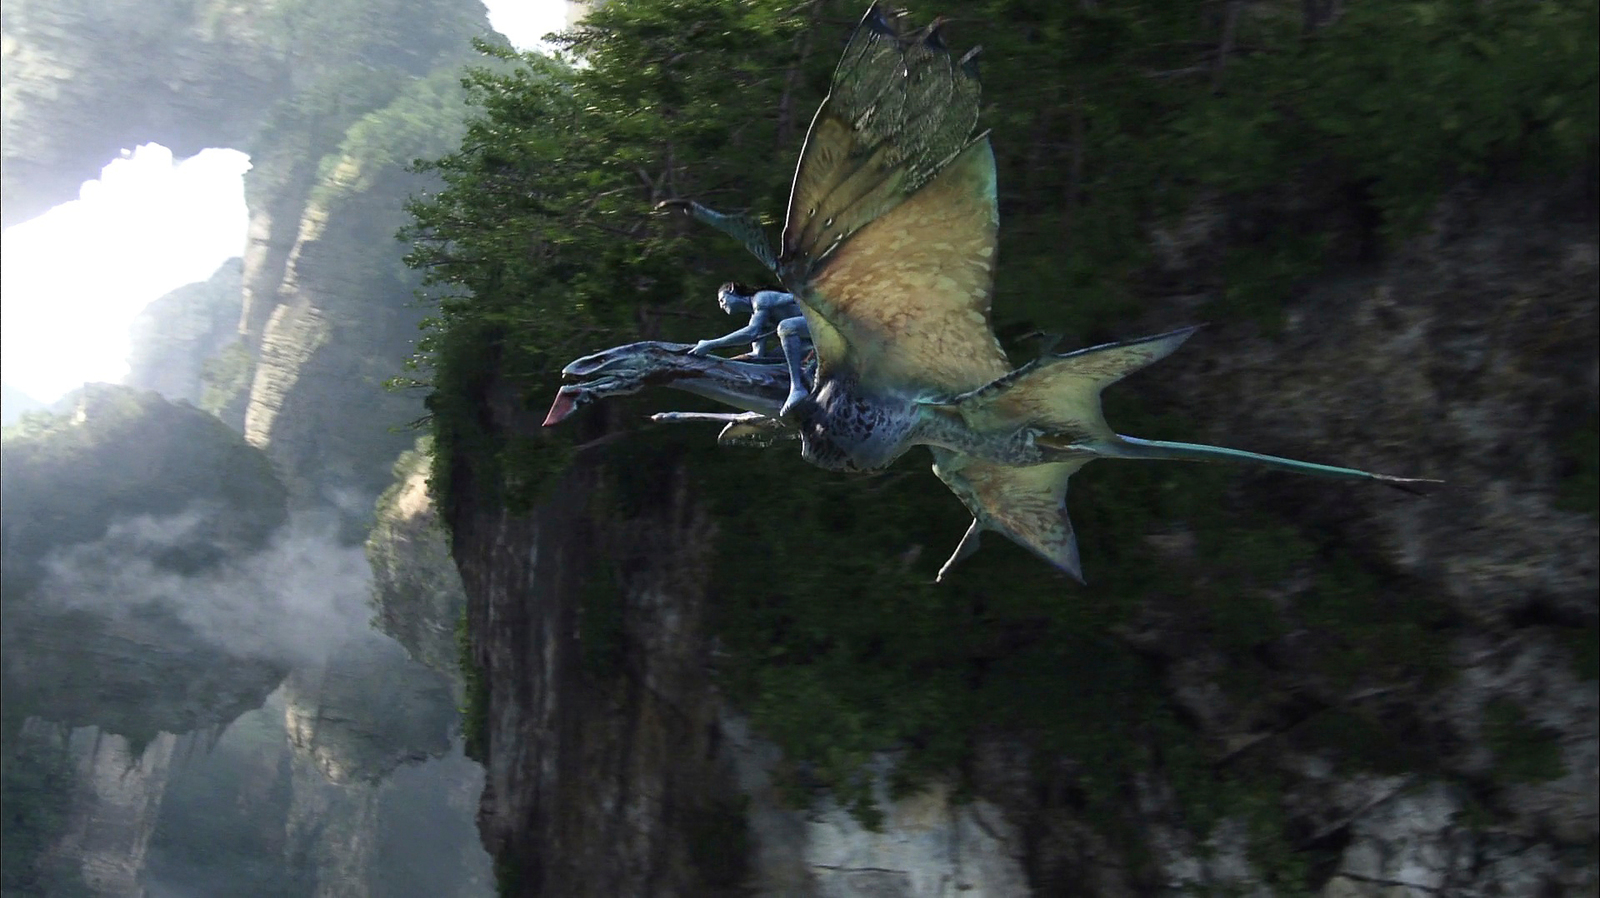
[[545, 341, 794, 426], [545, 343, 688, 426]]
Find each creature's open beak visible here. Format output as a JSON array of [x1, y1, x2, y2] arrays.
[[543, 386, 583, 427]]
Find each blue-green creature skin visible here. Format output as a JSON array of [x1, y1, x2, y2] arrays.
[[551, 4, 1438, 582]]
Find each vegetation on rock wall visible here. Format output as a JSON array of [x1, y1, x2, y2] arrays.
[[404, 0, 1597, 884], [367, 436, 468, 679], [199, 340, 256, 420]]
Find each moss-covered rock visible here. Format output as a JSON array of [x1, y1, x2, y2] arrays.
[[126, 259, 247, 417], [1, 384, 287, 588], [367, 436, 467, 681]]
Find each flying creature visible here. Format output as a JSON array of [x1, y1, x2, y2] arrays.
[[546, 4, 1437, 582]]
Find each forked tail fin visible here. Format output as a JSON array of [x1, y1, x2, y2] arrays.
[[950, 326, 1200, 438], [931, 450, 1090, 583]]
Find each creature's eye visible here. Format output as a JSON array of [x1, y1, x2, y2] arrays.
[[824, 217, 835, 228]]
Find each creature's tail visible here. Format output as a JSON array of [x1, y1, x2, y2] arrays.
[[931, 451, 1089, 583], [1101, 437, 1443, 494], [947, 325, 1439, 493], [948, 326, 1201, 439]]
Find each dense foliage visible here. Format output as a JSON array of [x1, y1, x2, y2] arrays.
[[404, 0, 1596, 886]]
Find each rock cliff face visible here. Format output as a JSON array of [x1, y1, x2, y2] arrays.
[[281, 633, 456, 785], [241, 155, 448, 510], [368, 438, 468, 681], [6, 0, 488, 514], [448, 176, 1597, 895], [50, 726, 187, 897], [126, 258, 247, 413], [146, 688, 492, 897], [447, 397, 751, 895]]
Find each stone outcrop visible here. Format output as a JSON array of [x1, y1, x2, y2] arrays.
[[367, 437, 468, 682], [281, 633, 456, 786], [0, 384, 287, 589], [126, 257, 248, 421]]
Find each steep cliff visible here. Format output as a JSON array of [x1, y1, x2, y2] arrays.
[[126, 258, 246, 413], [2, 0, 506, 894], [5, 0, 496, 515], [281, 633, 456, 785], [418, 1, 1596, 890], [368, 437, 468, 681], [449, 173, 1597, 896], [146, 686, 492, 897]]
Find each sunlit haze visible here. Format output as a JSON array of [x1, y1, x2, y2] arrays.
[[1, 144, 251, 405], [0, 3, 563, 408], [482, 0, 574, 51]]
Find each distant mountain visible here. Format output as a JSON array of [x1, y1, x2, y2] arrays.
[[1, 382, 47, 426]]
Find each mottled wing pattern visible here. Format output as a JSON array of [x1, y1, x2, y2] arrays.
[[802, 140, 1009, 394], [780, 4, 1005, 395], [934, 455, 1089, 582], [781, 4, 980, 276]]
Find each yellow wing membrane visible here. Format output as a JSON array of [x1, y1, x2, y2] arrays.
[[780, 4, 1004, 396]]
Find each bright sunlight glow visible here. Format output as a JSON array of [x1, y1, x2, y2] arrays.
[[0, 144, 251, 405], [482, 0, 576, 51], [2, 2, 568, 408]]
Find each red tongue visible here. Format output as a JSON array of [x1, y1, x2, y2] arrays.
[[543, 389, 579, 426]]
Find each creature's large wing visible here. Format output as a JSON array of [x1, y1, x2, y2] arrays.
[[778, 4, 1008, 396]]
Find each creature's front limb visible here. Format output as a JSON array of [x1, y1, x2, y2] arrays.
[[654, 200, 778, 273], [648, 411, 796, 448], [777, 316, 813, 417], [1105, 436, 1442, 494]]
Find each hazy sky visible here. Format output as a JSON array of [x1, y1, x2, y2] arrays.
[[0, 1, 563, 407], [0, 145, 251, 404], [483, 0, 572, 51]]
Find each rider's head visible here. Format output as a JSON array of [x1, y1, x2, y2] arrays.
[[717, 282, 757, 316]]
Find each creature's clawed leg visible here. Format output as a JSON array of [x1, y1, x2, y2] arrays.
[[935, 519, 984, 583], [777, 316, 812, 417]]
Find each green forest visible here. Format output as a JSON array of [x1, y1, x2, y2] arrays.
[[403, 0, 1597, 891]]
